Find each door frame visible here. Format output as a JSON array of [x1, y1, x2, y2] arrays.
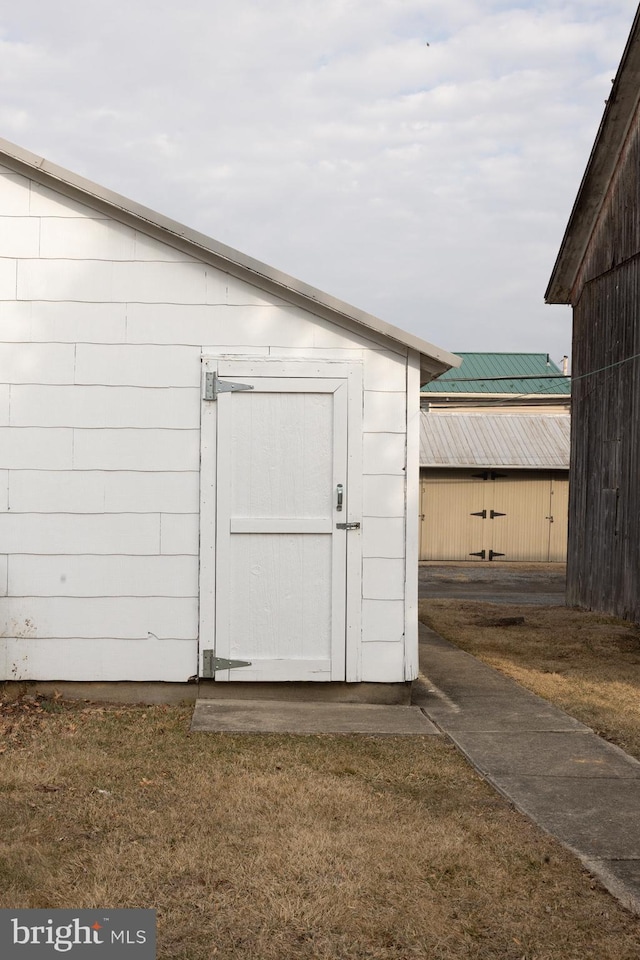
[[198, 355, 363, 681]]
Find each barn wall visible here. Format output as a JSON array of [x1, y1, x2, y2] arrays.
[[0, 164, 410, 681], [569, 106, 640, 621]]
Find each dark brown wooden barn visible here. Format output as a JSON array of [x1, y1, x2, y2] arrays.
[[546, 7, 640, 622]]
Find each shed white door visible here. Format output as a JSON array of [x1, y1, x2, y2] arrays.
[[206, 360, 361, 682]]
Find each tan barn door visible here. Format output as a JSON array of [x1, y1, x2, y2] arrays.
[[420, 470, 487, 561], [420, 470, 569, 562], [548, 474, 569, 562], [490, 473, 555, 561]]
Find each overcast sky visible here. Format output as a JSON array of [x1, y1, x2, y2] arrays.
[[1, 1, 638, 365]]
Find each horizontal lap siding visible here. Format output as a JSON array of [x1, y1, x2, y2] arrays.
[[0, 170, 205, 678], [0, 165, 410, 681], [361, 349, 409, 680]]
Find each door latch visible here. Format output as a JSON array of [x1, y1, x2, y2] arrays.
[[336, 484, 343, 511], [336, 522, 360, 530]]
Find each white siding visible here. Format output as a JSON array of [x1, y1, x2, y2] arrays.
[[8, 555, 198, 597], [363, 518, 405, 559], [0, 514, 160, 554], [9, 385, 200, 429], [0, 385, 9, 426], [160, 514, 200, 555], [362, 600, 405, 642], [0, 343, 75, 383], [1, 638, 198, 682], [75, 344, 200, 387], [0, 164, 415, 684], [8, 471, 199, 513], [363, 559, 405, 600], [0, 596, 197, 639], [360, 642, 405, 682]]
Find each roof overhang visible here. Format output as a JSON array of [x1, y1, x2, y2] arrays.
[[545, 7, 640, 304], [0, 137, 459, 382]]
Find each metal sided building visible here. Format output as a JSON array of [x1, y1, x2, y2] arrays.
[[419, 353, 571, 562], [546, 7, 640, 621], [0, 138, 458, 696]]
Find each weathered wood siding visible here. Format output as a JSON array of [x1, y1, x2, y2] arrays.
[[569, 107, 640, 621], [0, 163, 414, 682]]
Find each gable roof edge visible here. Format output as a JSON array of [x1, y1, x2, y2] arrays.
[[0, 137, 459, 380], [545, 7, 640, 304]]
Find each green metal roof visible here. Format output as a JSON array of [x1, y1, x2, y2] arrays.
[[421, 353, 571, 395]]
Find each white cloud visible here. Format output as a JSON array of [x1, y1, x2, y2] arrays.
[[0, 0, 638, 361]]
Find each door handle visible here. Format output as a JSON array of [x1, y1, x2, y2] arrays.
[[336, 484, 343, 511]]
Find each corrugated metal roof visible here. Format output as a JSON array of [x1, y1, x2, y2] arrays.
[[422, 353, 571, 394], [420, 413, 571, 469]]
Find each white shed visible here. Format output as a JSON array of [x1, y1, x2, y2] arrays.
[[0, 138, 457, 698]]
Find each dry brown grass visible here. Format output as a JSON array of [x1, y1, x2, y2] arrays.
[[1, 694, 639, 958], [419, 599, 640, 760]]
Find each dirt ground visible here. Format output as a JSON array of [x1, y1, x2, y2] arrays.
[[419, 561, 566, 605]]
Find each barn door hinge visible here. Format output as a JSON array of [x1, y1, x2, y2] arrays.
[[204, 371, 254, 401], [336, 522, 361, 530], [469, 550, 486, 559], [490, 510, 506, 519], [472, 470, 508, 481], [488, 550, 505, 561], [202, 650, 252, 677], [470, 510, 487, 518]]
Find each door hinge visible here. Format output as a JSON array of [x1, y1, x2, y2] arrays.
[[204, 371, 254, 401], [490, 510, 506, 519], [202, 650, 252, 677], [336, 522, 360, 530], [488, 550, 505, 561], [469, 550, 486, 559], [470, 510, 487, 518]]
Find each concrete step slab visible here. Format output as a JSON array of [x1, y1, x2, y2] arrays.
[[191, 699, 441, 735]]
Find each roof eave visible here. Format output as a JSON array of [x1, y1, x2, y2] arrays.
[[546, 7, 640, 304], [0, 137, 459, 375]]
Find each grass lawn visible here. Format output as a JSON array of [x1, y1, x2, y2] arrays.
[[1, 690, 639, 958], [419, 599, 640, 761]]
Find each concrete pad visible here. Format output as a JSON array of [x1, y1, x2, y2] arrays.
[[493, 776, 640, 859], [190, 699, 440, 735], [451, 730, 640, 778]]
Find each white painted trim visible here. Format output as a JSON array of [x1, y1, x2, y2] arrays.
[[198, 357, 217, 677], [345, 362, 363, 682], [200, 356, 363, 683], [230, 518, 333, 534], [404, 350, 420, 681], [217, 659, 331, 682]]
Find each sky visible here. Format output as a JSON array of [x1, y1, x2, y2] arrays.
[[0, 1, 638, 366]]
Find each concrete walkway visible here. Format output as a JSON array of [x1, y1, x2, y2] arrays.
[[416, 622, 640, 916]]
